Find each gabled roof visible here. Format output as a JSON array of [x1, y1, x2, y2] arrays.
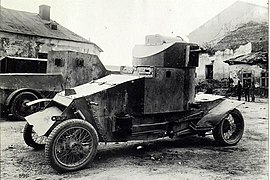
[[0, 6, 103, 52]]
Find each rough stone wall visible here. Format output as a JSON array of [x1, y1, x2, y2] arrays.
[[0, 32, 101, 58]]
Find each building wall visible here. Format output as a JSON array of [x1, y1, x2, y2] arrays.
[[228, 64, 264, 87], [196, 43, 252, 81], [196, 52, 230, 81], [0, 31, 101, 58]]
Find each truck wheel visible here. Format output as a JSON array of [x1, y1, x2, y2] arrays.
[[45, 119, 98, 173], [23, 123, 46, 150], [213, 109, 244, 146], [10, 92, 39, 121]]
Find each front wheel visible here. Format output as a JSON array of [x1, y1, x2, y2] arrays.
[[23, 123, 47, 150], [213, 109, 244, 146], [45, 119, 98, 173]]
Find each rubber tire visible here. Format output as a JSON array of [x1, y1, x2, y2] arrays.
[[45, 119, 98, 173], [213, 109, 244, 146], [10, 92, 39, 121], [23, 123, 46, 150]]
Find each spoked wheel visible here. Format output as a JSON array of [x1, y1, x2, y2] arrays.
[[10, 92, 40, 121], [213, 109, 244, 146], [23, 123, 47, 150], [45, 119, 98, 173]]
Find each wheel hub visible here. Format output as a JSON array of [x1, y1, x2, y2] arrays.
[[16, 98, 38, 117], [68, 140, 84, 154], [223, 114, 236, 140], [19, 99, 31, 112]]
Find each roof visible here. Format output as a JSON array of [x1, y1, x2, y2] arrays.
[[133, 42, 198, 58], [133, 42, 175, 58], [0, 6, 103, 52], [224, 52, 268, 65], [133, 34, 196, 58]]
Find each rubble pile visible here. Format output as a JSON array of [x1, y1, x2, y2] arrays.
[[196, 79, 268, 98], [196, 79, 230, 96]]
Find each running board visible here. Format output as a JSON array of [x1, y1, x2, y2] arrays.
[[132, 129, 166, 136]]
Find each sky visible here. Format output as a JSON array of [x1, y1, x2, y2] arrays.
[[1, 0, 268, 65]]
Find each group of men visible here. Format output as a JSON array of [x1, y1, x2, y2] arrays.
[[237, 80, 255, 102]]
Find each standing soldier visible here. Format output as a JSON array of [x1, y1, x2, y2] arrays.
[[243, 81, 250, 102], [250, 81, 255, 102], [237, 80, 242, 101]]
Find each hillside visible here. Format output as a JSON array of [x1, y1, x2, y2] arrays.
[[214, 21, 268, 52], [188, 1, 268, 45]]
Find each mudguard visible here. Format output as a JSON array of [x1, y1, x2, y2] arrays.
[[5, 88, 43, 107], [196, 99, 244, 128], [25, 106, 62, 136]]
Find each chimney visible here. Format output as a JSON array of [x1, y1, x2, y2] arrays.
[[39, 5, 50, 21]]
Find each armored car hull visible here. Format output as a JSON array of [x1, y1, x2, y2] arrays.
[[23, 35, 245, 173]]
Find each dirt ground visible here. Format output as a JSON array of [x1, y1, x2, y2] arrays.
[[0, 98, 268, 180]]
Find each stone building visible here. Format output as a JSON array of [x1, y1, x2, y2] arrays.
[[224, 52, 268, 96], [188, 1, 268, 94], [196, 42, 253, 81], [195, 21, 268, 84], [0, 5, 103, 59]]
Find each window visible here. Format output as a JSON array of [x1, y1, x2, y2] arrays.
[[166, 71, 171, 78], [54, 58, 64, 67], [205, 65, 213, 79], [243, 72, 252, 85], [51, 24, 57, 30], [50, 22, 58, 30], [261, 71, 268, 88]]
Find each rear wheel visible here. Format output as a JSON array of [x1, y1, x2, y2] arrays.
[[45, 119, 98, 173], [10, 92, 40, 121], [213, 109, 244, 146], [23, 123, 46, 150]]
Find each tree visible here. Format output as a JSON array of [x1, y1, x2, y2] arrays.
[[202, 42, 216, 56]]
